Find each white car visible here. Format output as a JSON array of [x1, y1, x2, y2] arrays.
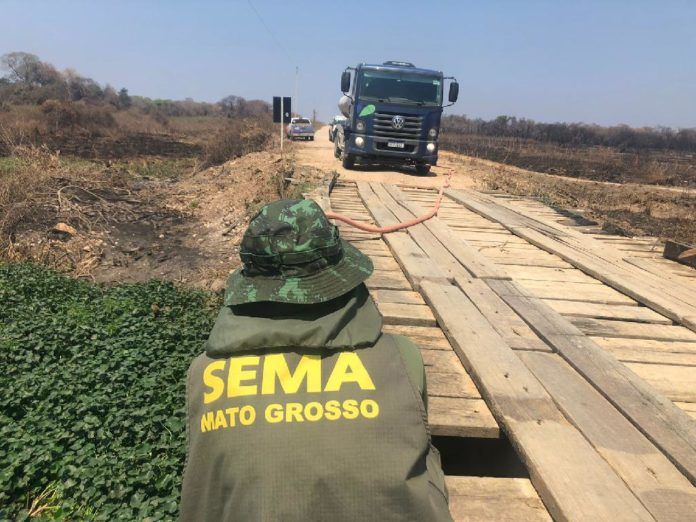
[[286, 118, 315, 141]]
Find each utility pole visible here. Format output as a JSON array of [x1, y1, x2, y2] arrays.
[[312, 109, 316, 124], [294, 66, 299, 117], [280, 96, 284, 157]]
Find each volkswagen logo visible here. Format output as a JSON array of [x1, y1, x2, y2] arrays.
[[391, 115, 405, 129]]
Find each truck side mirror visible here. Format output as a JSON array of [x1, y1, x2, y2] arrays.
[[341, 71, 351, 93], [448, 81, 459, 103]]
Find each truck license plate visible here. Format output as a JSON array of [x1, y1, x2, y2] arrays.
[[387, 141, 405, 149]]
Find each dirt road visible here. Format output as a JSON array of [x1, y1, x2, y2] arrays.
[[294, 128, 478, 189]]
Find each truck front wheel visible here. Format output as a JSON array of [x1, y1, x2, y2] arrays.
[[333, 138, 341, 158], [415, 164, 431, 176], [342, 151, 355, 169]]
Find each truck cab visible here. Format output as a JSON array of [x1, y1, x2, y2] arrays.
[[335, 61, 458, 175]]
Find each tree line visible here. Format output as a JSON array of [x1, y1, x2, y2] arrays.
[[442, 114, 696, 154], [0, 52, 269, 119]]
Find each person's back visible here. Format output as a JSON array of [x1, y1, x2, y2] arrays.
[[180, 199, 451, 521]]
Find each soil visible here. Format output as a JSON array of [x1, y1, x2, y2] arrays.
[[7, 148, 324, 290]]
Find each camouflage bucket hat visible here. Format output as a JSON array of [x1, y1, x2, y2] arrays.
[[225, 199, 373, 305]]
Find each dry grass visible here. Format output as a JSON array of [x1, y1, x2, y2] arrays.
[[477, 161, 696, 244], [0, 142, 135, 274], [201, 119, 272, 167], [441, 134, 696, 187], [0, 145, 60, 239]]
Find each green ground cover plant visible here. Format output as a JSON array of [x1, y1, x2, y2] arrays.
[[0, 264, 221, 520]]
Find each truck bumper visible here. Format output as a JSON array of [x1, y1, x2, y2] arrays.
[[345, 134, 438, 165]]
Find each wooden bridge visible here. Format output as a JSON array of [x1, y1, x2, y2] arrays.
[[312, 178, 696, 521]]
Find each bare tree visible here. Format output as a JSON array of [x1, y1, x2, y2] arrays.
[[1, 52, 60, 86]]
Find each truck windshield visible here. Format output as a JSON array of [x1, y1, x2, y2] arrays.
[[359, 70, 442, 106]]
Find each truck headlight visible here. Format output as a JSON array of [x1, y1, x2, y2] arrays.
[[356, 120, 366, 132], [355, 136, 365, 147], [426, 143, 436, 152], [428, 128, 437, 138]]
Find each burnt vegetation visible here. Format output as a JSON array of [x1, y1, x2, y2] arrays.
[[0, 52, 273, 164], [0, 52, 285, 274], [441, 115, 696, 187]]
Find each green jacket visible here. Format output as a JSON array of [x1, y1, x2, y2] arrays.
[[180, 284, 451, 521]]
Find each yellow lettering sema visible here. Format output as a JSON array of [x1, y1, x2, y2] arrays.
[[261, 354, 321, 395], [325, 352, 375, 392], [203, 360, 226, 404], [202, 352, 375, 405], [227, 355, 259, 397]]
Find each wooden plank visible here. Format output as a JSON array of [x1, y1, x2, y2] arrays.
[[457, 236, 532, 247], [368, 255, 402, 272], [446, 222, 507, 232], [463, 240, 540, 250], [675, 402, 696, 421], [429, 397, 499, 438], [426, 367, 482, 399], [543, 299, 673, 324], [378, 185, 549, 352], [568, 317, 696, 342], [627, 363, 696, 403], [521, 351, 696, 521], [590, 336, 696, 354], [382, 324, 452, 351], [382, 184, 509, 279], [455, 275, 552, 353], [371, 183, 464, 279], [519, 228, 696, 322], [625, 257, 696, 286], [590, 337, 696, 367], [487, 278, 696, 485], [452, 230, 525, 241], [515, 279, 637, 305], [446, 189, 696, 330], [490, 257, 574, 269], [446, 476, 551, 522], [420, 347, 461, 369], [365, 272, 412, 291], [370, 289, 424, 305], [445, 188, 563, 235], [420, 280, 653, 521], [502, 265, 607, 284], [377, 301, 436, 327], [353, 245, 392, 258], [504, 336, 551, 352], [356, 182, 451, 290]]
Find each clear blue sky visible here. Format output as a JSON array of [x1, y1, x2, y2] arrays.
[[2, 0, 695, 127]]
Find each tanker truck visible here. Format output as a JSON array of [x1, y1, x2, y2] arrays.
[[334, 61, 458, 175]]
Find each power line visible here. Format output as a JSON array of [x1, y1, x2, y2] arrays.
[[247, 0, 294, 65]]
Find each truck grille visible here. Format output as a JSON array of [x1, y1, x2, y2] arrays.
[[373, 112, 423, 140]]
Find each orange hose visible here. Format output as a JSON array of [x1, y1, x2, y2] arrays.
[[325, 170, 452, 234]]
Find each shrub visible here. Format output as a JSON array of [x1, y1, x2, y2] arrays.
[[0, 146, 59, 243], [201, 119, 271, 167], [0, 264, 221, 519], [40, 100, 116, 133]]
